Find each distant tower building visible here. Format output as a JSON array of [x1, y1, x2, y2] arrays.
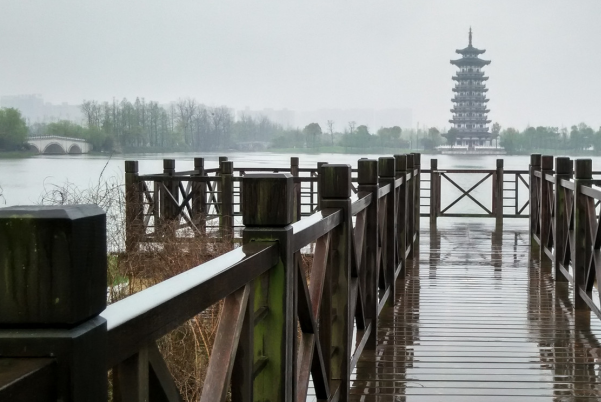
[[444, 29, 495, 149]]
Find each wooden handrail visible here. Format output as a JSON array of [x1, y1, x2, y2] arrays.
[[530, 154, 601, 322]]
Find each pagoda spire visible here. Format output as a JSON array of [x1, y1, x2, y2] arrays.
[[469, 27, 472, 46]]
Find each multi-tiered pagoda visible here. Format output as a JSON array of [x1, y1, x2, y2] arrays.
[[443, 29, 498, 152]]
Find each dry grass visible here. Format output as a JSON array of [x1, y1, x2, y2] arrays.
[[114, 226, 233, 401], [39, 174, 234, 401]]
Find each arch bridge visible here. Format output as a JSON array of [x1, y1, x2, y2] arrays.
[[27, 135, 92, 154]]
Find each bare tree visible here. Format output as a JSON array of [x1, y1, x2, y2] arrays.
[[176, 98, 198, 147], [348, 121, 356, 134], [327, 120, 335, 145], [212, 107, 234, 149]]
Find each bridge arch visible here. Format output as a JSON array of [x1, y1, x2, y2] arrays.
[[28, 144, 41, 154], [68, 144, 83, 154], [43, 143, 66, 154]]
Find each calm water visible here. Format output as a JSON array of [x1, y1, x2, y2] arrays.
[[0, 152, 594, 212]]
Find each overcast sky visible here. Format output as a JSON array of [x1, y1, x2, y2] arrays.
[[1, 1, 600, 129]]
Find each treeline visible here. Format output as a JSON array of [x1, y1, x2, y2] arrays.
[[30, 98, 324, 152], [272, 122, 416, 150], [500, 123, 601, 154], [26, 97, 415, 152], [0, 108, 28, 151]]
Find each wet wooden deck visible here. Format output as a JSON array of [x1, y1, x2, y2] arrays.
[[349, 219, 601, 401]]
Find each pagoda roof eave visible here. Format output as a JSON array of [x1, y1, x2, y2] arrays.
[[455, 46, 486, 55], [453, 76, 488, 81], [450, 58, 491, 67]]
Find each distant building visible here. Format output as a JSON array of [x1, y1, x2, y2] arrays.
[[0, 94, 82, 124], [443, 29, 497, 149]]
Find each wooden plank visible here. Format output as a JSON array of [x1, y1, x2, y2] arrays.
[[200, 284, 250, 402], [0, 358, 56, 402]]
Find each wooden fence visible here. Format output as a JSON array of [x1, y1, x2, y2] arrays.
[[425, 158, 530, 223], [0, 155, 420, 401], [530, 153, 601, 318], [124, 156, 530, 252]]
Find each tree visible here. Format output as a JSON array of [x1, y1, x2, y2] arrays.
[[376, 126, 402, 148], [445, 128, 459, 148], [348, 121, 356, 135], [491, 122, 501, 137], [326, 120, 335, 146], [0, 108, 28, 150], [500, 128, 521, 154], [421, 127, 442, 150], [303, 123, 322, 148], [356, 125, 370, 137]]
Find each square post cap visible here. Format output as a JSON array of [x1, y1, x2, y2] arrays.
[[530, 154, 541, 167], [125, 161, 138, 173], [395, 154, 408, 171], [378, 157, 395, 178], [321, 165, 352, 198], [242, 173, 294, 226], [541, 155, 553, 170], [221, 161, 234, 174], [575, 159, 592, 180], [0, 205, 107, 326], [163, 159, 175, 171], [555, 157, 571, 174], [358, 159, 378, 185]]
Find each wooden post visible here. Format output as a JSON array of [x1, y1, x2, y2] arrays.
[[358, 159, 379, 349], [395, 155, 408, 278], [529, 154, 542, 250], [241, 173, 295, 401], [412, 153, 421, 233], [429, 158, 438, 227], [379, 157, 397, 305], [290, 157, 301, 221], [221, 161, 234, 240], [554, 157, 571, 282], [320, 164, 352, 400], [125, 160, 143, 252], [160, 159, 178, 236], [540, 155, 554, 268], [573, 159, 592, 310], [217, 156, 228, 222], [406, 154, 416, 257], [193, 157, 207, 236], [0, 205, 108, 401], [495, 159, 504, 226], [316, 161, 327, 211]]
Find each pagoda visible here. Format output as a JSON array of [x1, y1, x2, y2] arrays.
[[443, 29, 498, 151]]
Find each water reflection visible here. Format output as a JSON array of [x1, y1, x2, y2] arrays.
[[351, 218, 601, 401]]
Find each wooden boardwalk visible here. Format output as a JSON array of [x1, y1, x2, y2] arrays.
[[349, 219, 601, 401]]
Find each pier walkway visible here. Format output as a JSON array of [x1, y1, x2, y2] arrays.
[[349, 219, 601, 401], [4, 154, 601, 401]]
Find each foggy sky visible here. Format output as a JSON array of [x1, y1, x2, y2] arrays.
[[1, 1, 600, 129]]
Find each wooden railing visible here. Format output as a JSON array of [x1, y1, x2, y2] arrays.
[[124, 154, 422, 247], [423, 158, 529, 224], [0, 156, 420, 401], [530, 153, 601, 318], [126, 156, 534, 252]]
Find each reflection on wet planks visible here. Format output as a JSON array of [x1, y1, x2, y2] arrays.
[[350, 219, 601, 401]]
